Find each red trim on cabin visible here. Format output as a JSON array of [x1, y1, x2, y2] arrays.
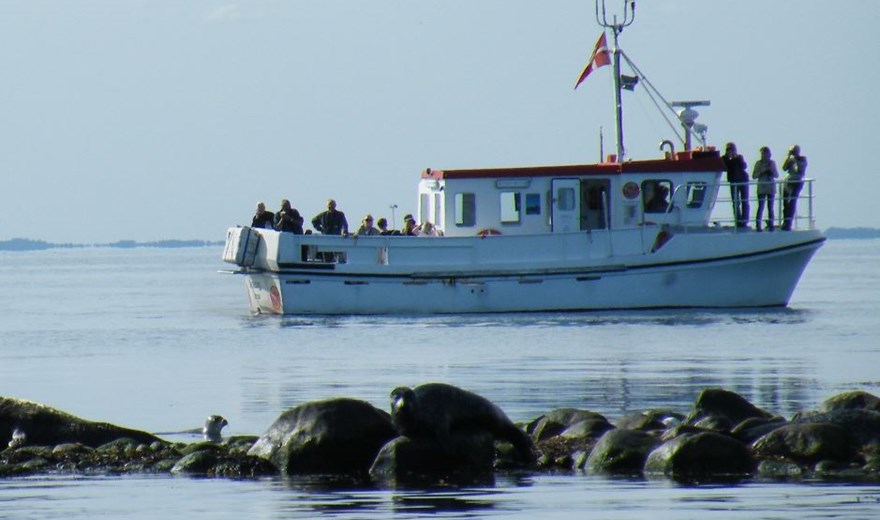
[[422, 150, 723, 180]]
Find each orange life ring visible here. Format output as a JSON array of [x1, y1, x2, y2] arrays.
[[477, 228, 502, 237]]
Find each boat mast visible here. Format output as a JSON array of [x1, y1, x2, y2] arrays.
[[596, 1, 635, 162]]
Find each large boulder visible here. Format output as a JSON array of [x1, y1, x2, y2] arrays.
[[751, 423, 851, 465], [247, 398, 396, 475], [685, 389, 772, 430], [0, 397, 163, 448], [644, 432, 755, 479], [369, 431, 495, 482], [819, 391, 880, 413], [791, 409, 880, 449], [730, 416, 787, 444], [585, 428, 660, 475]]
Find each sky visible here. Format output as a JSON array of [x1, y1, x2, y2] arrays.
[[1, 0, 878, 243]]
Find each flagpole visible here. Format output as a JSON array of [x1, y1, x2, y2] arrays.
[[596, 1, 635, 163], [610, 23, 624, 162]]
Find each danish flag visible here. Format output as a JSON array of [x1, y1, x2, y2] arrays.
[[574, 32, 611, 89]]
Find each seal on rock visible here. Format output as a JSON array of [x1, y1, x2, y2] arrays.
[[390, 383, 535, 463], [203, 415, 229, 443]]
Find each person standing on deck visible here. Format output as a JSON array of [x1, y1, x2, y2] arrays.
[[722, 142, 750, 228], [752, 146, 779, 232], [311, 199, 349, 235], [781, 145, 808, 231]]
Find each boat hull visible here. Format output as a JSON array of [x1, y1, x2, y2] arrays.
[[238, 231, 824, 315]]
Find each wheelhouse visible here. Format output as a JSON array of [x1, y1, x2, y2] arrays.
[[418, 150, 725, 237]]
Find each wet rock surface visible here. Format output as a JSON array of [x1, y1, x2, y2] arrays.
[[3, 387, 880, 484]]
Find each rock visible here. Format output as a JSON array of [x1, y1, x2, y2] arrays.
[[170, 447, 276, 478], [585, 429, 660, 475], [616, 410, 684, 432], [819, 391, 880, 413], [248, 398, 396, 475], [791, 409, 880, 448], [527, 409, 611, 441], [757, 459, 805, 479], [535, 435, 598, 470], [693, 415, 733, 432], [685, 389, 772, 430], [752, 423, 852, 464], [0, 397, 163, 448], [644, 432, 755, 479], [730, 417, 787, 444], [369, 431, 495, 482], [560, 418, 614, 440], [52, 442, 95, 460], [171, 450, 219, 475]]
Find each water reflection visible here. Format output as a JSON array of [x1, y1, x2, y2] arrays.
[[239, 307, 813, 330]]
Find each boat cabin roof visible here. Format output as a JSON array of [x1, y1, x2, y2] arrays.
[[421, 150, 723, 180]]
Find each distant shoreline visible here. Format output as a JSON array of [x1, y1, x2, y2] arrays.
[[0, 228, 876, 252], [0, 238, 224, 252]]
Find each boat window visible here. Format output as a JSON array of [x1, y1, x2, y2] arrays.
[[557, 187, 576, 211], [686, 182, 707, 208], [454, 193, 476, 227], [525, 193, 541, 215], [433, 193, 442, 224], [642, 180, 672, 213], [419, 193, 429, 225], [500, 192, 521, 223]]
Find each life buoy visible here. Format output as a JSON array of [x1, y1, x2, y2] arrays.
[[477, 228, 502, 237]]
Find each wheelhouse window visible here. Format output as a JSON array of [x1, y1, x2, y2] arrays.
[[500, 192, 521, 223], [454, 193, 476, 227], [556, 187, 576, 211], [525, 193, 541, 215], [686, 182, 707, 208], [419, 193, 429, 225], [642, 180, 673, 213]]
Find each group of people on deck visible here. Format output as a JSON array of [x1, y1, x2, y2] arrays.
[[722, 142, 808, 232], [251, 198, 442, 237]]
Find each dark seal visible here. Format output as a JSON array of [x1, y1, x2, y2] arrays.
[[390, 383, 535, 463]]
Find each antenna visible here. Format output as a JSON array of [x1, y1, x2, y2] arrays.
[[670, 100, 711, 151], [595, 0, 635, 162]]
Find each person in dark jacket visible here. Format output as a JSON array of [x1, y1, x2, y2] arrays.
[[251, 201, 275, 229], [311, 199, 349, 235], [781, 145, 808, 231], [274, 199, 304, 234], [722, 142, 750, 228]]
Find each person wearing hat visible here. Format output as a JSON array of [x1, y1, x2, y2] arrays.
[[401, 214, 419, 236], [781, 145, 808, 231]]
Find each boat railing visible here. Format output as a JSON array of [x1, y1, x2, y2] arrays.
[[712, 179, 816, 231]]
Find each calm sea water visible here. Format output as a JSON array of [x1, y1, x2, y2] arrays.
[[1, 239, 879, 519]]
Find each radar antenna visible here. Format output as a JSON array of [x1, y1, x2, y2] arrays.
[[595, 0, 635, 162]]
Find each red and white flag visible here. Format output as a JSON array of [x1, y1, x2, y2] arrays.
[[574, 32, 611, 89]]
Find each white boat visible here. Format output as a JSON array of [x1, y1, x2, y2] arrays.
[[222, 5, 824, 315]]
